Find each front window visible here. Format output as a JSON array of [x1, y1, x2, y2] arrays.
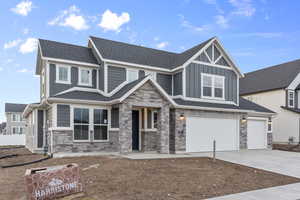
[[94, 109, 108, 141], [202, 74, 224, 99], [288, 90, 295, 107], [145, 109, 158, 130], [12, 114, 20, 122], [79, 68, 92, 86], [73, 108, 89, 141], [127, 69, 139, 83], [56, 65, 70, 84]]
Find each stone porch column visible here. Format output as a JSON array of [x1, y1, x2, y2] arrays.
[[119, 103, 132, 153], [158, 104, 170, 153]]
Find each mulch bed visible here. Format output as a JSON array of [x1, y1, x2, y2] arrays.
[[273, 144, 300, 152], [0, 148, 299, 200]]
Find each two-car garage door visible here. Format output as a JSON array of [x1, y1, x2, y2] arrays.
[[186, 116, 267, 152], [186, 117, 239, 152]]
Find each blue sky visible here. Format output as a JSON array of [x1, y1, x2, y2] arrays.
[[0, 0, 299, 122]]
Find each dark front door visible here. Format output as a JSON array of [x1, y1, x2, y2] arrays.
[[132, 110, 139, 151], [37, 110, 44, 148]]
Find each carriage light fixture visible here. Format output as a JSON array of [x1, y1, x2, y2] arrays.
[[179, 114, 185, 120]]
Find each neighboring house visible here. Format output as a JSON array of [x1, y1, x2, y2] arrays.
[[0, 122, 6, 134], [240, 59, 300, 144], [23, 36, 274, 154], [5, 103, 27, 135]]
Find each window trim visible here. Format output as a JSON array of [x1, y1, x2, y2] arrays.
[[288, 90, 295, 108], [73, 107, 90, 142], [71, 105, 110, 143], [93, 109, 109, 142], [126, 68, 139, 83], [143, 109, 158, 131], [56, 65, 71, 84], [201, 73, 225, 100], [78, 67, 92, 86]]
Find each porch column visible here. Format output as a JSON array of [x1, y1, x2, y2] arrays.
[[158, 104, 170, 153], [119, 103, 132, 153]]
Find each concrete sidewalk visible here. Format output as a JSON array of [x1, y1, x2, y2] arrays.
[[207, 183, 300, 200]]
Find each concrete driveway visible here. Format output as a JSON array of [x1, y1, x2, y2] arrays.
[[210, 149, 300, 178]]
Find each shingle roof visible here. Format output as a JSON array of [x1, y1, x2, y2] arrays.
[[39, 39, 98, 65], [174, 97, 274, 113], [240, 59, 300, 95], [90, 36, 214, 69], [5, 103, 27, 113]]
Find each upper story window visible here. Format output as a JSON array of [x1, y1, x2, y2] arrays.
[[79, 68, 92, 86], [56, 65, 71, 84], [288, 90, 295, 108], [202, 74, 225, 99], [145, 71, 156, 81], [12, 114, 21, 122], [127, 69, 139, 83]]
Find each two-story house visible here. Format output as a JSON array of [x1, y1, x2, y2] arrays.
[[5, 103, 27, 135], [23, 36, 274, 154], [241, 59, 300, 144]]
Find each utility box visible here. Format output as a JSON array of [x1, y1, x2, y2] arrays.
[[25, 163, 83, 200]]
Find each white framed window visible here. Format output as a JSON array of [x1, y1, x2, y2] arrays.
[[288, 90, 295, 108], [267, 117, 272, 133], [93, 109, 108, 141], [73, 108, 90, 141], [56, 65, 71, 84], [12, 114, 20, 122], [79, 68, 92, 86], [201, 74, 225, 100], [145, 109, 158, 130], [145, 71, 156, 81], [127, 69, 139, 83]]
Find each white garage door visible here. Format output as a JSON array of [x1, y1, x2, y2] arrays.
[[247, 119, 267, 149], [186, 117, 239, 152]]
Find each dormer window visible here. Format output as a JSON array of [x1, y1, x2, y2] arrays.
[[127, 69, 139, 83], [56, 65, 71, 84], [201, 74, 225, 100], [288, 90, 295, 108], [79, 68, 92, 86]]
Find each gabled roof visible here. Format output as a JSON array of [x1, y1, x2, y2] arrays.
[[39, 39, 98, 65], [5, 103, 27, 113], [240, 59, 300, 95], [89, 36, 214, 69]]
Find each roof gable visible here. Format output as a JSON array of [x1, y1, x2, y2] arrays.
[[240, 59, 300, 95]]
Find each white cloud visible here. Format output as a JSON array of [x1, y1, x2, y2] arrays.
[[98, 9, 130, 32], [17, 68, 29, 73], [11, 0, 33, 16], [215, 15, 229, 28], [154, 37, 160, 41], [179, 14, 210, 32], [229, 0, 256, 17], [48, 5, 89, 31], [203, 0, 224, 13], [19, 38, 38, 54], [156, 42, 169, 49], [23, 28, 29, 34], [0, 67, 3, 72], [4, 39, 22, 49]]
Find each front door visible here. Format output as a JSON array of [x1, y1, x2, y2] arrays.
[[132, 110, 139, 151], [37, 110, 44, 148]]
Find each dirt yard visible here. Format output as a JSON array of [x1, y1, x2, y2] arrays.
[[273, 144, 300, 152], [0, 148, 299, 200]]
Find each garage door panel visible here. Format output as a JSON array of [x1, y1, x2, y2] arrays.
[[248, 119, 267, 149], [186, 117, 238, 152]]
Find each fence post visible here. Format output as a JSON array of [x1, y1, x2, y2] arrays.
[[213, 140, 216, 162]]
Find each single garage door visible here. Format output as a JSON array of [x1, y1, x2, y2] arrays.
[[186, 117, 239, 152], [247, 119, 267, 149]]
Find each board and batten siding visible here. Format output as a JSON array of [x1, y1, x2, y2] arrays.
[[185, 63, 237, 103], [49, 64, 97, 96], [57, 104, 70, 127], [157, 73, 172, 95], [173, 71, 183, 96], [107, 66, 126, 92]]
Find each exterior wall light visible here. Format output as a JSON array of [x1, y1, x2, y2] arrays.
[[241, 116, 247, 123], [179, 114, 185, 120]]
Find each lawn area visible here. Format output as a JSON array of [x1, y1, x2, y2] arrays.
[[0, 148, 299, 200]]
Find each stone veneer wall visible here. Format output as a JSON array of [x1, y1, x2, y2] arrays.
[[51, 130, 119, 153], [119, 82, 171, 154], [141, 131, 158, 151], [25, 112, 34, 152], [171, 108, 243, 152], [239, 115, 247, 149]]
